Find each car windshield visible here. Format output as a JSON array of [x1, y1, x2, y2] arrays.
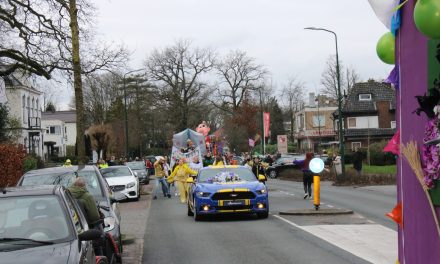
[[198, 168, 257, 183], [21, 170, 104, 200], [126, 162, 146, 170], [0, 195, 71, 245], [100, 167, 132, 177]]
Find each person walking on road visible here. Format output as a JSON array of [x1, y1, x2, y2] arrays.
[[353, 147, 363, 176], [168, 158, 197, 203], [153, 157, 171, 199], [189, 156, 203, 175], [252, 156, 265, 177], [295, 152, 314, 199]]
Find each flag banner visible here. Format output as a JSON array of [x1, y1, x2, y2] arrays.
[[263, 112, 270, 138], [248, 138, 255, 147], [170, 146, 202, 169]]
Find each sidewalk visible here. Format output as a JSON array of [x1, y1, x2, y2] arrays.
[[118, 184, 153, 264]]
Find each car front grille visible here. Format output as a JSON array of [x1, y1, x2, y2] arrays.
[[212, 191, 256, 200], [111, 185, 125, 192]]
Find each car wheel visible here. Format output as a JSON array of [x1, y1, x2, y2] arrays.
[[193, 199, 202, 221], [257, 211, 269, 219], [269, 170, 277, 179], [187, 202, 194, 216]]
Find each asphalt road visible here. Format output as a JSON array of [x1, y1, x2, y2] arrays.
[[142, 179, 396, 264]]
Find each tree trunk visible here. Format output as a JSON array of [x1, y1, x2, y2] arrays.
[[69, 0, 86, 164]]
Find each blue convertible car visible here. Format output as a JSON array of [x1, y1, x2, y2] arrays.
[[187, 165, 269, 221]]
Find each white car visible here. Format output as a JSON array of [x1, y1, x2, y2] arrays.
[[101, 166, 140, 201]]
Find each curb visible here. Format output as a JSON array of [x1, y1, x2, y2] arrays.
[[279, 208, 354, 216]]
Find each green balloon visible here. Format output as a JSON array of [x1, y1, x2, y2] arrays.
[[414, 0, 440, 39], [376, 32, 395, 65]]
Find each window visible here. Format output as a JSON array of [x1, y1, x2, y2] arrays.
[[27, 97, 30, 122], [313, 115, 325, 127], [352, 142, 361, 151], [48, 125, 61, 134], [359, 94, 372, 101], [391, 121, 396, 129], [348, 117, 357, 128], [22, 95, 26, 123], [64, 192, 85, 234]]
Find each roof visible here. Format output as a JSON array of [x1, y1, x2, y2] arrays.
[[3, 73, 42, 94], [0, 185, 60, 197], [42, 110, 77, 123], [344, 128, 396, 137], [340, 80, 395, 114]]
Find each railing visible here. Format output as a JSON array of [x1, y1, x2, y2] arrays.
[[28, 117, 41, 129]]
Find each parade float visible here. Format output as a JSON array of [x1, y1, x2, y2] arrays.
[[369, 0, 440, 262]]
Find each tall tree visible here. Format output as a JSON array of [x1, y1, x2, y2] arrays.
[[320, 55, 360, 99], [145, 40, 215, 131], [267, 97, 285, 144], [213, 50, 267, 114], [280, 77, 304, 141]]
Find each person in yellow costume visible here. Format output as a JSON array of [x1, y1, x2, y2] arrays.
[[63, 159, 73, 167], [167, 158, 197, 203]]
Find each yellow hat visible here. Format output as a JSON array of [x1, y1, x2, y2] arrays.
[[66, 159, 71, 163]]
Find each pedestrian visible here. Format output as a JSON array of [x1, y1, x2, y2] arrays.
[[295, 152, 314, 199], [203, 152, 214, 167], [167, 158, 197, 203], [98, 159, 108, 169], [252, 156, 265, 176], [63, 159, 72, 167], [189, 156, 203, 174], [145, 158, 154, 176], [108, 156, 117, 166], [353, 147, 363, 176], [68, 177, 100, 227], [153, 157, 171, 199], [213, 155, 224, 166]]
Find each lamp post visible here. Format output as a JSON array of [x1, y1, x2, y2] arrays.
[[257, 87, 265, 155], [304, 27, 345, 179], [123, 68, 145, 158]]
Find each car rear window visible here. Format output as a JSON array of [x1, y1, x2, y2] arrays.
[[21, 170, 104, 199]]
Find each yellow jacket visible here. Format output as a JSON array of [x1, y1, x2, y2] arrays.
[[167, 164, 197, 183], [154, 161, 166, 178], [213, 160, 224, 166]]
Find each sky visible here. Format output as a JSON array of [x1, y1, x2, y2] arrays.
[[59, 0, 393, 108]]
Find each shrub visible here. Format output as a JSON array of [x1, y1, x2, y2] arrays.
[[0, 144, 27, 187], [23, 156, 38, 172]]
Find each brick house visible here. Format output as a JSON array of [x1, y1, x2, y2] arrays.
[[333, 80, 396, 151]]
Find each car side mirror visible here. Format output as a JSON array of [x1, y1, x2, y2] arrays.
[[258, 174, 267, 181], [186, 177, 194, 184], [78, 229, 103, 241]]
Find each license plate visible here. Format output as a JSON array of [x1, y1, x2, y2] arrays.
[[224, 200, 246, 206]]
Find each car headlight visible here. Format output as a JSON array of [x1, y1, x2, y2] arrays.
[[127, 182, 136, 188], [256, 189, 267, 195], [196, 192, 211, 198], [103, 216, 116, 232]]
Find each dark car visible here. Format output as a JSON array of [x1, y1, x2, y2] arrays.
[[17, 166, 123, 258], [0, 185, 102, 264], [126, 161, 150, 184], [265, 155, 305, 179]]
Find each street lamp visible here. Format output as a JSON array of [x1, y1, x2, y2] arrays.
[[123, 68, 145, 158], [304, 27, 345, 179]]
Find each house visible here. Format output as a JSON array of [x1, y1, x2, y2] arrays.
[[333, 80, 396, 151], [41, 110, 77, 158], [295, 93, 338, 152], [3, 74, 44, 158]]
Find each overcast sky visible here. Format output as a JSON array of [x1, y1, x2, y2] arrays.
[[60, 0, 393, 108]]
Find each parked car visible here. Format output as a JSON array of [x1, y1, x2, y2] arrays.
[[100, 166, 140, 201], [265, 155, 305, 179], [187, 165, 269, 221], [126, 161, 150, 184], [0, 185, 102, 264], [17, 166, 123, 257]]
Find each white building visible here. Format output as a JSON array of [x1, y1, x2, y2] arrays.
[[4, 74, 44, 157], [41, 111, 77, 158]]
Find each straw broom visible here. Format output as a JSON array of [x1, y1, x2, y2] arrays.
[[401, 140, 440, 237]]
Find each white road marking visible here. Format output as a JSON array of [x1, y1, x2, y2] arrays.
[[279, 190, 295, 196], [273, 215, 397, 264], [326, 204, 334, 208]]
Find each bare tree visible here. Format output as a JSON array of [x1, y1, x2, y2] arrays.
[[320, 55, 360, 99], [145, 40, 215, 131], [281, 77, 305, 141], [213, 50, 267, 114]]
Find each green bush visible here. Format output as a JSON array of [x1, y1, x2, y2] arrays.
[[370, 151, 396, 166], [23, 155, 38, 172]]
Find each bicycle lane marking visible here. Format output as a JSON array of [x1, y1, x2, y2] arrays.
[[273, 215, 397, 264]]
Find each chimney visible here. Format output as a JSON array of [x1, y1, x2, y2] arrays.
[[309, 92, 316, 107]]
